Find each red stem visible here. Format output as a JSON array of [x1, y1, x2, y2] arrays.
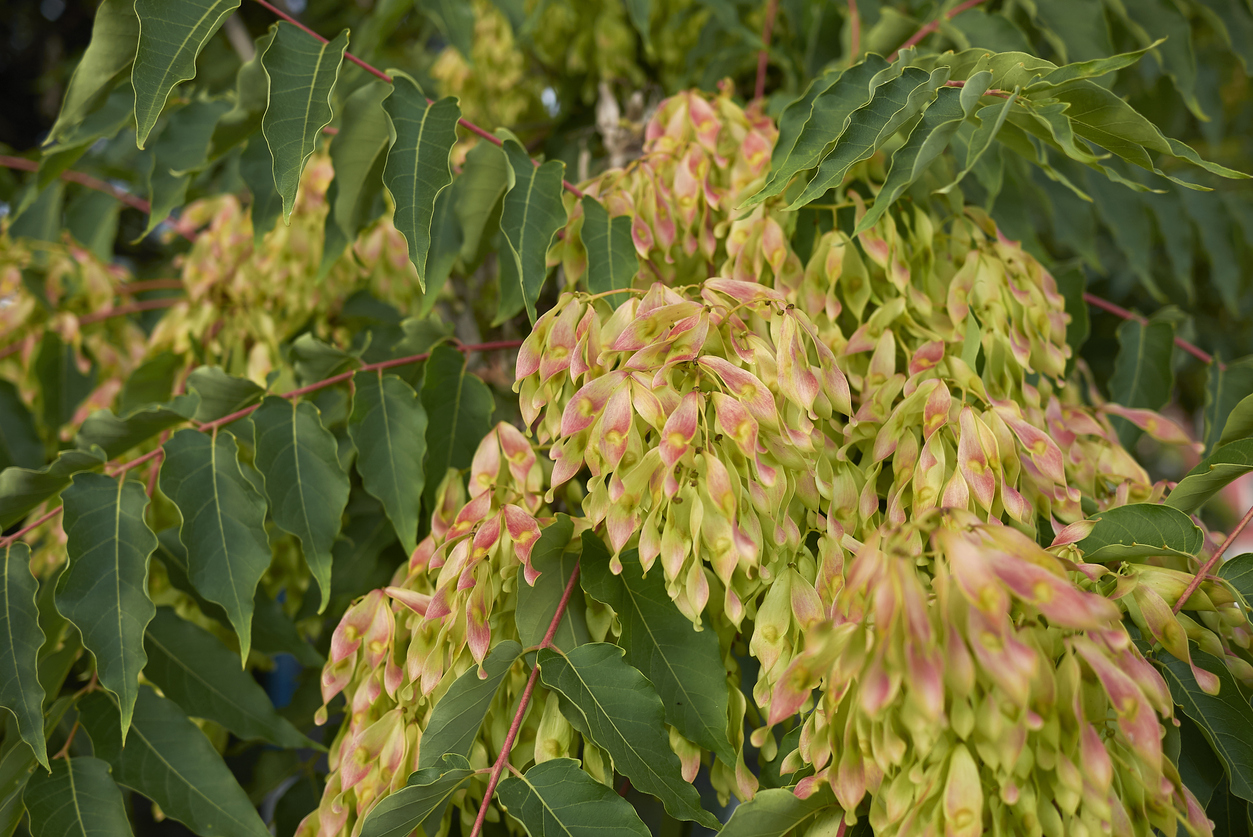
[[1082, 292, 1221, 369], [470, 559, 583, 837], [755, 0, 780, 101], [889, 0, 988, 60], [1174, 503, 1253, 614], [0, 156, 196, 241], [847, 0, 860, 59], [0, 339, 523, 549], [118, 279, 184, 295], [248, 0, 584, 197]]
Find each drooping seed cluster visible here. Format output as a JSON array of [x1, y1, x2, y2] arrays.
[[309, 88, 1245, 837]]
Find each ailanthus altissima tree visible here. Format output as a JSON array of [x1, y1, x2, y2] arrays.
[[3, 1, 1253, 835]]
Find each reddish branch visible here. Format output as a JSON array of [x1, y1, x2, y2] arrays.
[[1174, 503, 1253, 614], [0, 339, 523, 549], [77, 298, 182, 326], [1083, 292, 1221, 369], [847, 0, 861, 59], [249, 0, 585, 198], [469, 558, 584, 837], [889, 0, 988, 60], [754, 0, 780, 101]]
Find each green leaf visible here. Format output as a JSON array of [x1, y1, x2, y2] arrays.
[[1206, 781, 1253, 837], [260, 23, 348, 221], [497, 758, 651, 837], [856, 81, 983, 233], [1053, 266, 1089, 375], [1219, 554, 1253, 607], [35, 86, 136, 198], [158, 428, 271, 661], [207, 28, 277, 161], [1162, 647, 1253, 805], [155, 529, 323, 667], [1076, 502, 1204, 561], [1106, 0, 1204, 120], [65, 189, 122, 261], [118, 352, 181, 415], [1108, 315, 1175, 449], [1044, 79, 1249, 186], [1219, 392, 1253, 449], [349, 371, 427, 557], [937, 91, 1018, 195], [1177, 715, 1224, 808], [719, 786, 836, 837], [417, 640, 522, 770], [500, 139, 567, 324], [1025, 43, 1156, 90], [0, 447, 107, 530], [1195, 0, 1253, 74], [33, 330, 97, 437], [1181, 189, 1244, 311], [0, 741, 36, 837], [420, 345, 494, 510], [358, 754, 474, 837], [788, 67, 952, 209], [9, 181, 65, 244], [382, 74, 461, 290], [0, 381, 43, 472], [143, 607, 311, 748], [516, 515, 588, 664], [319, 79, 393, 277], [421, 188, 463, 316], [240, 135, 284, 245], [0, 543, 48, 769], [288, 334, 356, 386], [25, 757, 134, 837], [142, 96, 233, 237], [537, 643, 720, 829], [45, 0, 139, 145], [417, 0, 476, 58], [1166, 439, 1253, 514], [579, 196, 637, 305], [132, 0, 241, 148], [74, 396, 198, 460], [580, 535, 734, 766], [1028, 0, 1112, 63], [184, 366, 264, 424], [78, 687, 271, 837], [251, 397, 350, 613], [454, 140, 509, 265], [745, 56, 892, 209], [57, 472, 157, 740]]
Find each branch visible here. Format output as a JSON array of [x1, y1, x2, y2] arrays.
[[1083, 292, 1221, 369], [1173, 503, 1253, 614], [469, 557, 584, 837], [249, 0, 585, 198], [0, 339, 524, 549], [0, 156, 196, 241], [889, 0, 988, 60], [755, 0, 781, 101]]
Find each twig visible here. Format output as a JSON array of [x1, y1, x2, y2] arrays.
[[847, 0, 860, 60], [469, 558, 584, 837], [0, 156, 196, 241], [0, 339, 524, 549], [888, 0, 988, 60], [77, 298, 182, 327], [1083, 292, 1221, 369], [52, 719, 80, 760], [118, 279, 184, 295], [249, 0, 585, 198], [944, 79, 1012, 98], [755, 0, 781, 101], [1174, 503, 1253, 614]]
